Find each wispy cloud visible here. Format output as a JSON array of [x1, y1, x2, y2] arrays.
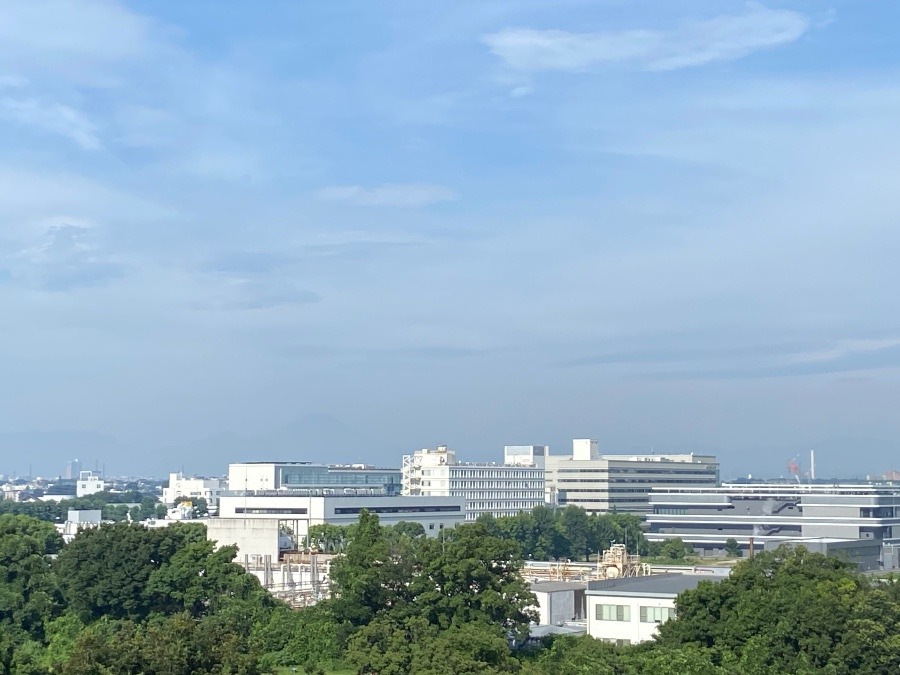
[[192, 277, 321, 311], [9, 224, 124, 291], [317, 183, 457, 208], [0, 97, 100, 149], [483, 4, 810, 73]]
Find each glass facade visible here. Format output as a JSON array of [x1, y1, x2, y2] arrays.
[[280, 465, 402, 495]]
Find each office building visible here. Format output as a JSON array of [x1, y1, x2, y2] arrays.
[[401, 445, 545, 521], [210, 493, 465, 560], [162, 472, 225, 510], [647, 484, 900, 556], [586, 574, 719, 645], [544, 439, 718, 515], [228, 462, 402, 496]]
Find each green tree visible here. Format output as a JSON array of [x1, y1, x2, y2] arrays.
[[659, 538, 692, 560], [53, 522, 207, 622], [657, 546, 865, 672], [723, 538, 741, 558], [327, 510, 414, 627], [0, 514, 64, 671], [410, 521, 537, 639]]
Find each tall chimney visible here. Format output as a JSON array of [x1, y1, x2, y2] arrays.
[[810, 449, 815, 481]]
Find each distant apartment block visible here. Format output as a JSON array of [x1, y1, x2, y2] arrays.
[[647, 483, 900, 556], [63, 459, 82, 480], [544, 439, 719, 515], [401, 445, 546, 521], [227, 461, 402, 496], [162, 472, 225, 511]]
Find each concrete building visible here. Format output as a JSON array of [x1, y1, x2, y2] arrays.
[[401, 445, 545, 521], [162, 472, 225, 511], [530, 581, 587, 625], [211, 493, 466, 561], [228, 462, 402, 496], [58, 509, 102, 543], [647, 484, 900, 557], [75, 471, 105, 497], [586, 574, 719, 645], [544, 439, 718, 515]]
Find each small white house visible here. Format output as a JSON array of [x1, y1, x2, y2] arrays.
[[586, 574, 720, 646]]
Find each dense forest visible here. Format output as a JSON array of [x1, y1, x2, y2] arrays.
[[3, 509, 900, 674]]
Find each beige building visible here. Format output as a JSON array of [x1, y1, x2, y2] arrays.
[[545, 439, 718, 515]]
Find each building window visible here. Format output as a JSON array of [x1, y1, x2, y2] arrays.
[[596, 604, 631, 622], [602, 638, 632, 647], [640, 606, 676, 623]]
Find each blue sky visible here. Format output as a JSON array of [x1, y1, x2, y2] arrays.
[[1, 1, 900, 477]]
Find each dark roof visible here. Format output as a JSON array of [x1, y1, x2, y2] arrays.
[[587, 574, 719, 597], [530, 581, 587, 593]]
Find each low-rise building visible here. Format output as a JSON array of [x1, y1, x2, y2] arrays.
[[647, 484, 900, 556], [544, 439, 719, 515], [586, 574, 719, 645], [210, 493, 466, 561], [401, 445, 546, 521]]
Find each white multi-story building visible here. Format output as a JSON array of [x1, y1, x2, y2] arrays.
[[76, 471, 105, 497], [401, 445, 546, 521], [586, 574, 719, 645], [162, 472, 225, 510], [544, 439, 718, 515]]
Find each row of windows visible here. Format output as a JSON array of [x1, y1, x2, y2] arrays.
[[334, 505, 462, 515], [235, 507, 308, 515], [595, 604, 676, 623]]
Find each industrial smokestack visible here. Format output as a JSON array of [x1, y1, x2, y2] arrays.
[[810, 449, 815, 481]]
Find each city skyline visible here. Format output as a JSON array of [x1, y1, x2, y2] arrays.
[[2, 1, 900, 477]]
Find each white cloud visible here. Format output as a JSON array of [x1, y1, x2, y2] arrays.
[[317, 183, 457, 208], [1, 97, 100, 149], [0, 0, 157, 74], [482, 4, 809, 73]]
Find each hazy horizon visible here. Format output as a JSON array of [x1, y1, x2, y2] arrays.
[[2, 1, 900, 479]]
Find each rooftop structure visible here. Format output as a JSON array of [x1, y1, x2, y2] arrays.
[[227, 462, 402, 496]]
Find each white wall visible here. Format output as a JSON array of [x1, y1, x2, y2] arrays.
[[227, 464, 278, 491], [586, 594, 677, 644], [207, 517, 282, 561]]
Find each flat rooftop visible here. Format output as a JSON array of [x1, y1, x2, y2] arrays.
[[587, 574, 720, 597], [530, 581, 587, 593]]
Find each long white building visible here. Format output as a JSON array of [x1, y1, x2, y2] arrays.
[[162, 472, 225, 510], [210, 493, 466, 560], [545, 439, 719, 515], [401, 445, 546, 521]]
